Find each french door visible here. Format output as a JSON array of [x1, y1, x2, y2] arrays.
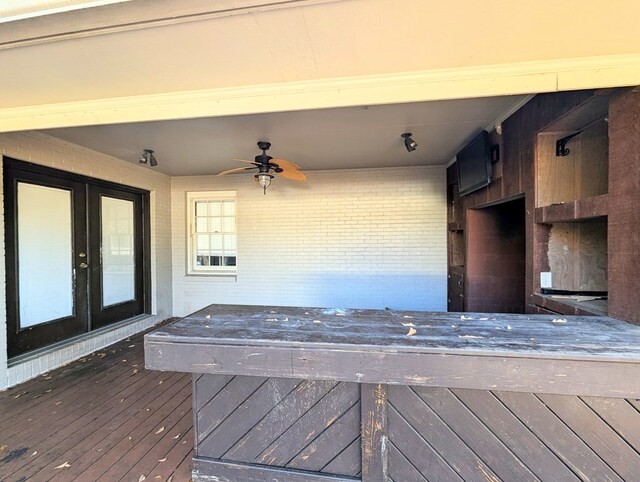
[[4, 158, 150, 358]]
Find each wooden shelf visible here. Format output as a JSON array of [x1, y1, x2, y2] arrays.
[[532, 293, 608, 317], [535, 194, 608, 223]]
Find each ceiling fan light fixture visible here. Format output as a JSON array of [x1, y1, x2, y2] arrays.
[[256, 172, 274, 195], [401, 133, 418, 152]]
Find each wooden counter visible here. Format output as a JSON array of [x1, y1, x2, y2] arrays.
[[145, 305, 640, 481]]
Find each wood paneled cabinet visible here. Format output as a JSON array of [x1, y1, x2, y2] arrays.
[[446, 87, 640, 324]]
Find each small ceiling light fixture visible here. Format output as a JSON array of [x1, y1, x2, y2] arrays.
[[401, 133, 418, 152], [139, 148, 158, 167], [255, 172, 274, 195]]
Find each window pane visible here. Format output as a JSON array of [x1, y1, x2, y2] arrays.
[[102, 197, 135, 307], [195, 201, 208, 216], [210, 234, 223, 252], [209, 217, 222, 233], [222, 216, 235, 232], [224, 256, 237, 266], [17, 183, 73, 327], [224, 234, 237, 251], [197, 234, 210, 250], [222, 200, 234, 216], [195, 217, 208, 233], [208, 201, 222, 216]]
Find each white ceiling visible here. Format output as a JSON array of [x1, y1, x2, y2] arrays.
[[43, 94, 528, 175]]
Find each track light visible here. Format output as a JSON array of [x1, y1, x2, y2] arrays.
[[139, 149, 158, 167], [401, 133, 418, 152], [255, 172, 273, 195]]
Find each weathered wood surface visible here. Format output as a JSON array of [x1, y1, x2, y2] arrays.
[[0, 321, 193, 482], [146, 304, 640, 360], [145, 304, 640, 398], [186, 374, 640, 482]]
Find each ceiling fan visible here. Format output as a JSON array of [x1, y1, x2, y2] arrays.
[[218, 141, 307, 194]]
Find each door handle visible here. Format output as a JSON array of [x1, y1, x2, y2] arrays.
[[79, 262, 89, 269]]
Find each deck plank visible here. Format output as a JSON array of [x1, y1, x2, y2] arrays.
[[0, 321, 194, 482]]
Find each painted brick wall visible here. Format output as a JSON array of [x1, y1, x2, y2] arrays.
[[0, 132, 173, 389], [171, 166, 447, 317]]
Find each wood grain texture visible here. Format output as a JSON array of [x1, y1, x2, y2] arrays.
[[145, 305, 640, 399], [193, 457, 359, 482], [360, 384, 387, 482]]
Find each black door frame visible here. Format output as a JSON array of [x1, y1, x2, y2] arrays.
[[3, 157, 151, 358]]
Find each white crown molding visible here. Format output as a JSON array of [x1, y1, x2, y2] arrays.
[[1, 53, 639, 133]]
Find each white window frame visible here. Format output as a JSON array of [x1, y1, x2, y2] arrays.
[[186, 191, 237, 276]]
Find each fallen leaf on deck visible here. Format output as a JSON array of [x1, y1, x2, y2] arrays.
[[312, 320, 322, 324], [132, 369, 139, 375], [551, 318, 567, 324], [406, 327, 417, 336], [45, 389, 52, 393], [173, 433, 181, 439], [336, 313, 345, 316], [128, 436, 133, 440], [55, 462, 71, 469], [479, 317, 489, 321], [138, 475, 146, 482], [507, 325, 512, 330], [403, 315, 414, 319], [155, 477, 162, 480], [158, 458, 167, 462], [13, 393, 21, 398], [460, 315, 473, 320], [55, 400, 62, 405], [158, 380, 163, 385], [155, 427, 165, 434], [458, 335, 484, 339], [31, 451, 37, 456], [205, 314, 211, 319], [401, 322, 415, 327], [266, 318, 278, 322], [304, 312, 310, 315], [283, 317, 288, 322], [167, 476, 173, 482], [0, 444, 7, 453]]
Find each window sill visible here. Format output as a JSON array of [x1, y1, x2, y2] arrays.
[[185, 272, 237, 278]]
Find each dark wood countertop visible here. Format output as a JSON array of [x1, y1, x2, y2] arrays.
[[144, 304, 640, 398]]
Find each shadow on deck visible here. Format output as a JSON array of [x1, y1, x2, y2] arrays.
[[0, 323, 192, 482]]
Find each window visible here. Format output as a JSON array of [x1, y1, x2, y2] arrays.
[[187, 191, 237, 275]]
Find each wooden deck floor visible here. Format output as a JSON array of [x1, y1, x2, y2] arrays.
[[0, 323, 193, 482]]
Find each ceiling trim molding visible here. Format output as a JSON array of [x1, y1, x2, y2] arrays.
[[0, 0, 344, 49], [1, 53, 639, 133]]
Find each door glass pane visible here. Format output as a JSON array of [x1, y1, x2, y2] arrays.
[[102, 197, 135, 307], [18, 183, 73, 328]]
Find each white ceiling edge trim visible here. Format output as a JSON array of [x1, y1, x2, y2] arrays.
[[0, 1, 130, 24], [1, 53, 639, 133]]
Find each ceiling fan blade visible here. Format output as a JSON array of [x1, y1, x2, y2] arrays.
[[271, 158, 308, 182], [217, 166, 256, 176], [230, 159, 260, 165]]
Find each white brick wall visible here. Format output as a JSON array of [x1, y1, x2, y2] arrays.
[[0, 132, 173, 389], [171, 166, 447, 317]]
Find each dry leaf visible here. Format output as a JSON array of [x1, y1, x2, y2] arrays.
[[158, 380, 163, 385], [401, 322, 415, 327], [312, 320, 322, 324], [55, 401, 62, 405], [479, 317, 489, 321], [266, 318, 278, 322], [406, 327, 417, 336], [55, 461, 71, 469], [158, 457, 167, 462], [132, 369, 139, 375], [458, 335, 484, 339], [172, 434, 181, 439], [205, 314, 211, 319], [155, 426, 165, 434], [138, 475, 146, 482], [0, 444, 8, 453], [460, 315, 473, 320], [155, 477, 162, 480], [31, 451, 37, 456], [304, 312, 310, 315], [507, 325, 512, 330], [336, 313, 345, 316], [403, 315, 414, 319], [551, 318, 567, 324], [167, 476, 174, 482]]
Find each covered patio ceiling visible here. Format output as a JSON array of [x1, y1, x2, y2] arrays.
[[0, 0, 638, 135]]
